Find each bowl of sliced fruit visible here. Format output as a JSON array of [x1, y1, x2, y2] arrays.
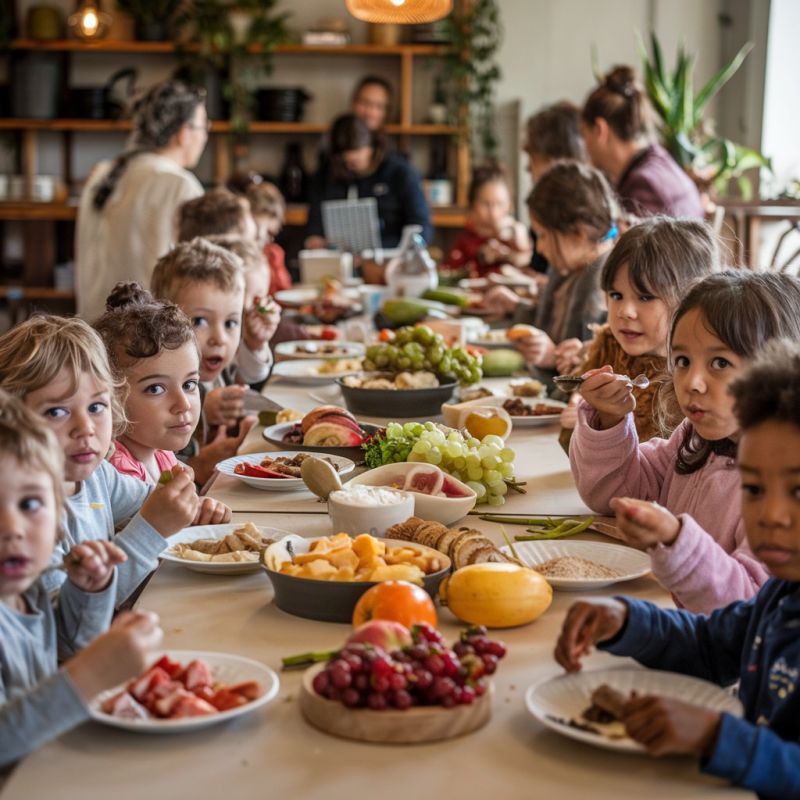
[[346, 463, 476, 525], [262, 533, 450, 623], [337, 372, 458, 418]]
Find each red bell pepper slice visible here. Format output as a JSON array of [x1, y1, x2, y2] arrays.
[[234, 462, 288, 479]]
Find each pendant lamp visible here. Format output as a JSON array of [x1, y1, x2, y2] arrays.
[[346, 0, 453, 25]]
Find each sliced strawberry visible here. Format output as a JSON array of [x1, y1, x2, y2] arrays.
[[153, 687, 193, 717], [192, 684, 216, 702], [169, 694, 217, 718], [153, 655, 183, 678], [227, 681, 262, 701], [105, 691, 151, 720], [208, 688, 248, 712], [128, 666, 171, 701], [181, 659, 214, 691]]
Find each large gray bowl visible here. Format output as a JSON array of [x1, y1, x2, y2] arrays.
[[262, 537, 451, 623], [336, 373, 457, 418]]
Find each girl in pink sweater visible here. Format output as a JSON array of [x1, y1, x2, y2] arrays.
[[569, 271, 800, 613]]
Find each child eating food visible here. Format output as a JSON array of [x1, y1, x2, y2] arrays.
[[0, 389, 163, 767], [555, 338, 800, 798]]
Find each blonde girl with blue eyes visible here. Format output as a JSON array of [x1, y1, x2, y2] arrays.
[[569, 271, 800, 615], [0, 313, 227, 605]]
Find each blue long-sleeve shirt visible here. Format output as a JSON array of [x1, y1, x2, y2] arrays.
[[306, 151, 432, 248], [601, 580, 800, 800]]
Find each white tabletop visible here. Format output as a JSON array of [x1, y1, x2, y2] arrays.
[[1, 371, 753, 799]]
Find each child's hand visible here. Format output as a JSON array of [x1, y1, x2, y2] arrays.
[[554, 598, 628, 672], [188, 417, 258, 487], [140, 464, 199, 537], [578, 366, 636, 429], [560, 393, 581, 430], [482, 239, 512, 265], [192, 497, 232, 526], [243, 298, 281, 352], [514, 331, 556, 369], [64, 609, 163, 702], [554, 338, 584, 375], [65, 541, 127, 593], [204, 385, 247, 428], [610, 497, 681, 551], [621, 695, 721, 757], [482, 286, 521, 316]]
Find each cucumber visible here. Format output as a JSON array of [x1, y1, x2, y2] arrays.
[[421, 288, 470, 307], [480, 348, 527, 376], [381, 298, 450, 325]]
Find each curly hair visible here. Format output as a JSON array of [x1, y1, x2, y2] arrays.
[[731, 339, 800, 432], [94, 283, 198, 376], [0, 315, 128, 437], [93, 80, 205, 211], [151, 237, 245, 303], [177, 187, 251, 242], [582, 65, 655, 142], [527, 161, 620, 242]]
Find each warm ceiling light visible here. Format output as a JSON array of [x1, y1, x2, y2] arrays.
[[68, 0, 111, 40], [346, 0, 453, 24]]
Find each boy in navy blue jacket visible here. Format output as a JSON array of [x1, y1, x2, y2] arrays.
[[555, 338, 800, 800]]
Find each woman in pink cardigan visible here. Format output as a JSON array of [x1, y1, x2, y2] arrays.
[[569, 271, 800, 614]]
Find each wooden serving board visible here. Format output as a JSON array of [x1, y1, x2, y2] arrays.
[[299, 664, 493, 744]]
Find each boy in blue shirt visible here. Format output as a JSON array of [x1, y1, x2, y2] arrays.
[[555, 338, 800, 799]]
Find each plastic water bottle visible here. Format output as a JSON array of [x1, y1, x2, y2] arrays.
[[384, 225, 438, 298]]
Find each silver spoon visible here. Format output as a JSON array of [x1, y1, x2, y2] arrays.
[[553, 373, 650, 393]]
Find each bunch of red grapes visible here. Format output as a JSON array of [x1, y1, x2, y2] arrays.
[[312, 624, 507, 711]]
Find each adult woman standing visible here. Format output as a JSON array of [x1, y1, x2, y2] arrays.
[[581, 66, 704, 219], [305, 114, 431, 250], [76, 80, 208, 320]]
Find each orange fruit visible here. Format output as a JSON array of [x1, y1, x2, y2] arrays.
[[465, 412, 508, 440], [352, 580, 437, 629]]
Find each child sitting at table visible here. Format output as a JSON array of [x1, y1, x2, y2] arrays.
[[570, 271, 800, 614], [559, 216, 720, 449], [0, 388, 163, 768], [176, 186, 258, 244], [151, 238, 259, 454], [508, 161, 621, 391], [554, 338, 800, 798], [0, 315, 225, 604], [0, 389, 164, 766], [445, 164, 532, 278]]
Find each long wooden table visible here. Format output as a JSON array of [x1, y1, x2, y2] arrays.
[[1, 378, 753, 800]]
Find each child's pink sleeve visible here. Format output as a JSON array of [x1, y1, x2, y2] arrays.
[[569, 401, 678, 513], [108, 442, 146, 482], [651, 515, 770, 614]]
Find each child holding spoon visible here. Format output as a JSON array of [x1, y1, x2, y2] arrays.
[[570, 271, 800, 613], [559, 216, 719, 448]]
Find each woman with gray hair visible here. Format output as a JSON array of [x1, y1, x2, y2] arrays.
[[76, 80, 209, 320]]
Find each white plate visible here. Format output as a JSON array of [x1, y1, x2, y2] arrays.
[[272, 358, 362, 385], [90, 650, 280, 733], [274, 340, 366, 361], [501, 540, 651, 590], [525, 668, 742, 753], [161, 523, 294, 574], [275, 286, 361, 307], [216, 451, 355, 491], [455, 394, 564, 427]]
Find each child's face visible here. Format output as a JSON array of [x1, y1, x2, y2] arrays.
[[253, 213, 279, 245], [671, 308, 743, 441], [531, 217, 594, 274], [174, 282, 244, 383], [607, 263, 670, 358], [25, 369, 113, 486], [739, 420, 800, 582], [244, 265, 270, 310], [0, 457, 58, 605], [122, 341, 201, 453], [472, 181, 511, 232]]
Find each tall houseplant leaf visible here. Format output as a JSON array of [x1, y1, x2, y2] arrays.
[[693, 41, 754, 126]]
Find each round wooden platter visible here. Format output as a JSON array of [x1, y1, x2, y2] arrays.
[[299, 664, 493, 744]]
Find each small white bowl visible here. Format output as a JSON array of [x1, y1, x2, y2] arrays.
[[328, 486, 415, 537], [345, 463, 476, 526]]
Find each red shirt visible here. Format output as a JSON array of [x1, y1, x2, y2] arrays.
[[445, 220, 526, 278], [264, 242, 293, 295]]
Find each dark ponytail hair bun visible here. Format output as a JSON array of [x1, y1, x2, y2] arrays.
[[582, 64, 653, 142], [105, 282, 155, 312], [604, 65, 637, 98]]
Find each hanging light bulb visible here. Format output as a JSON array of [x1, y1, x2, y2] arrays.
[[68, 0, 111, 41], [346, 0, 453, 24]]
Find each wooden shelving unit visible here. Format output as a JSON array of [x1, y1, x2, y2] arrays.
[[1, 37, 470, 310]]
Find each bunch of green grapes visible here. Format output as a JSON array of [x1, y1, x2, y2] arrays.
[[362, 326, 482, 386], [383, 422, 516, 506]]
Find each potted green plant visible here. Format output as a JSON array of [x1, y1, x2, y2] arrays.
[[635, 31, 771, 200], [174, 0, 291, 134], [116, 0, 182, 41], [441, 0, 503, 162]]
